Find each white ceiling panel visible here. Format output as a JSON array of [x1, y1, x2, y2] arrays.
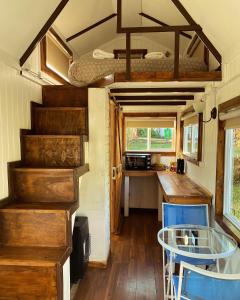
[[122, 0, 142, 27], [142, 0, 187, 26], [54, 0, 115, 38], [68, 19, 117, 56], [53, 0, 240, 61]]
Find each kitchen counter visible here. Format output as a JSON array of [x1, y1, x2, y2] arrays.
[[123, 170, 157, 177], [157, 172, 212, 205]]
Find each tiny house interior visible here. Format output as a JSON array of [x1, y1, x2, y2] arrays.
[[0, 1, 240, 299]]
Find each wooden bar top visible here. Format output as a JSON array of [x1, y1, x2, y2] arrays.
[[123, 170, 157, 177], [157, 172, 212, 205]]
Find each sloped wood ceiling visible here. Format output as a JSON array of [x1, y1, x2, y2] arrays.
[[53, 0, 240, 62], [54, 0, 192, 56], [0, 0, 61, 60], [54, 0, 116, 55]]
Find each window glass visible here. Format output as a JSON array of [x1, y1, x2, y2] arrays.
[[224, 128, 240, 228], [183, 124, 198, 159], [150, 128, 173, 151], [192, 124, 199, 156], [126, 127, 174, 152], [126, 128, 147, 151]]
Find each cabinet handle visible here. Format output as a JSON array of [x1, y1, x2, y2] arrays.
[[112, 167, 117, 180]]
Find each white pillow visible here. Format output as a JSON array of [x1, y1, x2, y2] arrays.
[[145, 52, 165, 59]]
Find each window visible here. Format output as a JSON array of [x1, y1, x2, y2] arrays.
[[216, 97, 240, 243], [224, 128, 240, 229], [126, 127, 174, 151], [40, 28, 73, 84], [125, 117, 176, 152], [183, 124, 199, 159], [181, 113, 202, 163]]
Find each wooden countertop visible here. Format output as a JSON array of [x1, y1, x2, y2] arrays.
[[123, 170, 157, 177], [157, 172, 212, 205]]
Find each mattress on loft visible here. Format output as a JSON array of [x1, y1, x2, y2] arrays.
[[68, 57, 207, 86]]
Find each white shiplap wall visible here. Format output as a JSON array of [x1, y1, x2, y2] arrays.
[[78, 88, 110, 263], [186, 58, 240, 274], [0, 60, 42, 200]]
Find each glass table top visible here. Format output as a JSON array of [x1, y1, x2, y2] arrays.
[[158, 225, 238, 259]]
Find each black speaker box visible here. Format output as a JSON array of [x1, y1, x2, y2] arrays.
[[70, 216, 90, 283]]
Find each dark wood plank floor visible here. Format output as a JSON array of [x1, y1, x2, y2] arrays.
[[74, 210, 163, 300]]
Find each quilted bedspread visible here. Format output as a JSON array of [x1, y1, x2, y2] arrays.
[[68, 57, 207, 86]]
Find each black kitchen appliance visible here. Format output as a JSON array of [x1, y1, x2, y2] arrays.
[[70, 216, 90, 283], [177, 158, 185, 174], [125, 153, 151, 170]]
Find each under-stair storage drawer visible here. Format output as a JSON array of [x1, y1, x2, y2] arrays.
[[21, 135, 86, 167]]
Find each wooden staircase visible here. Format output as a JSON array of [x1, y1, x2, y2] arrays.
[[0, 85, 89, 299]]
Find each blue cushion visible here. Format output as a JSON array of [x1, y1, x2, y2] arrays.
[[173, 275, 179, 295]]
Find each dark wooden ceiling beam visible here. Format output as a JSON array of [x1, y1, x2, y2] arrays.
[[170, 0, 221, 64], [110, 87, 205, 93], [20, 0, 69, 66], [66, 13, 117, 42], [174, 31, 180, 79], [118, 101, 187, 106], [187, 34, 200, 57], [117, 24, 201, 34], [171, 0, 196, 25], [126, 33, 131, 80], [114, 95, 193, 101], [117, 0, 122, 32], [139, 12, 191, 39], [197, 31, 222, 64]]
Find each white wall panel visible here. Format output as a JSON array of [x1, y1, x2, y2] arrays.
[[78, 88, 110, 263], [0, 60, 41, 200]]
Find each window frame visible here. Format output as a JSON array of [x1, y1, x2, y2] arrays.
[[123, 112, 177, 156], [40, 28, 73, 84], [180, 112, 203, 165], [215, 96, 240, 244]]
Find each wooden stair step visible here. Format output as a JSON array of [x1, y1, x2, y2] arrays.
[[0, 246, 69, 299], [33, 107, 88, 135], [0, 202, 72, 248], [43, 85, 88, 107], [0, 245, 70, 267], [9, 165, 89, 203], [21, 134, 87, 167], [1, 201, 78, 215]]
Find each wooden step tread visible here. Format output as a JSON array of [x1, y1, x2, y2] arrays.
[[0, 246, 70, 267], [35, 107, 86, 111], [12, 166, 77, 171], [12, 164, 89, 174], [23, 134, 88, 140], [1, 201, 78, 214]]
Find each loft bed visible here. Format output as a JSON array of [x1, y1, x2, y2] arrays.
[[66, 0, 223, 87], [68, 53, 221, 87], [19, 0, 223, 88]]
